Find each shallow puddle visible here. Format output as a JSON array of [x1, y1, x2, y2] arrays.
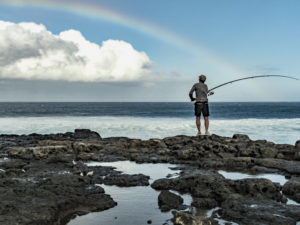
[[85, 160, 182, 181], [287, 198, 300, 206], [68, 161, 191, 225], [218, 170, 288, 186], [214, 217, 240, 225]]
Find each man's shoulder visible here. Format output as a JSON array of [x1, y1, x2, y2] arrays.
[[190, 83, 197, 89]]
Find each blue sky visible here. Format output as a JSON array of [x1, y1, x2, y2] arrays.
[[0, 0, 299, 101]]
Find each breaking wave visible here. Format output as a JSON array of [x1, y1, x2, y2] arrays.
[[0, 116, 299, 144]]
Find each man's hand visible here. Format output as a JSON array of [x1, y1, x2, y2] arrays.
[[189, 93, 195, 101]]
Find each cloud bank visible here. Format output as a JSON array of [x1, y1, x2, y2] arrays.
[[0, 20, 153, 82]]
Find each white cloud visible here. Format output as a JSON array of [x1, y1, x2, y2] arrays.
[[0, 20, 153, 82]]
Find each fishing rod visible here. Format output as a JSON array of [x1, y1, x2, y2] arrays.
[[208, 74, 299, 96]]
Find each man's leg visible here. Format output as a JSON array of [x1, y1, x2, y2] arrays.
[[204, 116, 209, 134], [196, 116, 201, 134]]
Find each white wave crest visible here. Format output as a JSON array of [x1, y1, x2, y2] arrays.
[[0, 116, 299, 144]]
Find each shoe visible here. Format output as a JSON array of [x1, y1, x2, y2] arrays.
[[205, 131, 211, 136], [197, 131, 201, 136]]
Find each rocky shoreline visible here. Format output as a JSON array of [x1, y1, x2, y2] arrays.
[[0, 129, 300, 225]]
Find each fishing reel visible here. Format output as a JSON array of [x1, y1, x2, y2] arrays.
[[208, 91, 214, 96]]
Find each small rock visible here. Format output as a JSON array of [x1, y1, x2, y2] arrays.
[[158, 190, 183, 212], [232, 134, 250, 140], [294, 140, 300, 160], [282, 179, 300, 202], [74, 129, 101, 140]]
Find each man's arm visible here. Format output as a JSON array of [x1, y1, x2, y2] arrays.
[[204, 84, 209, 95], [189, 85, 196, 101]]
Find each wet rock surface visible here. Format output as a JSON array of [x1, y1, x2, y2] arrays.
[[0, 161, 116, 225], [158, 190, 184, 212], [220, 196, 300, 225], [283, 177, 300, 203], [0, 129, 300, 225]]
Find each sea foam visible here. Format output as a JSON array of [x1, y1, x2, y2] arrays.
[[0, 116, 299, 144]]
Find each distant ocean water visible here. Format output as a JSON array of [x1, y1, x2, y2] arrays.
[[0, 102, 299, 144]]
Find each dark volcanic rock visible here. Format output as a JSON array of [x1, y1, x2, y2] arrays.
[[1, 130, 300, 225], [254, 158, 300, 174], [86, 164, 150, 187], [151, 169, 228, 201], [74, 129, 101, 140], [102, 173, 150, 187], [228, 178, 282, 201], [233, 133, 250, 141], [282, 178, 300, 203], [295, 140, 300, 160], [192, 197, 218, 209], [160, 175, 280, 200], [151, 170, 284, 216], [8, 145, 74, 162], [220, 195, 300, 225], [0, 161, 116, 225], [158, 190, 184, 211]]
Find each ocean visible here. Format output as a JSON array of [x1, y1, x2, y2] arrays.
[[0, 102, 299, 145]]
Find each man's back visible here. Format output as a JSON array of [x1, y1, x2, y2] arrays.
[[189, 82, 208, 102]]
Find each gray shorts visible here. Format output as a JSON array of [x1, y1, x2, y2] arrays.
[[194, 102, 210, 117]]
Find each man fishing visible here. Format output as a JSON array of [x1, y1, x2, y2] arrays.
[[189, 74, 210, 136], [188, 74, 298, 136]]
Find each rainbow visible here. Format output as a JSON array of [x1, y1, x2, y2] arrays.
[[1, 0, 277, 99], [0, 0, 249, 76]]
